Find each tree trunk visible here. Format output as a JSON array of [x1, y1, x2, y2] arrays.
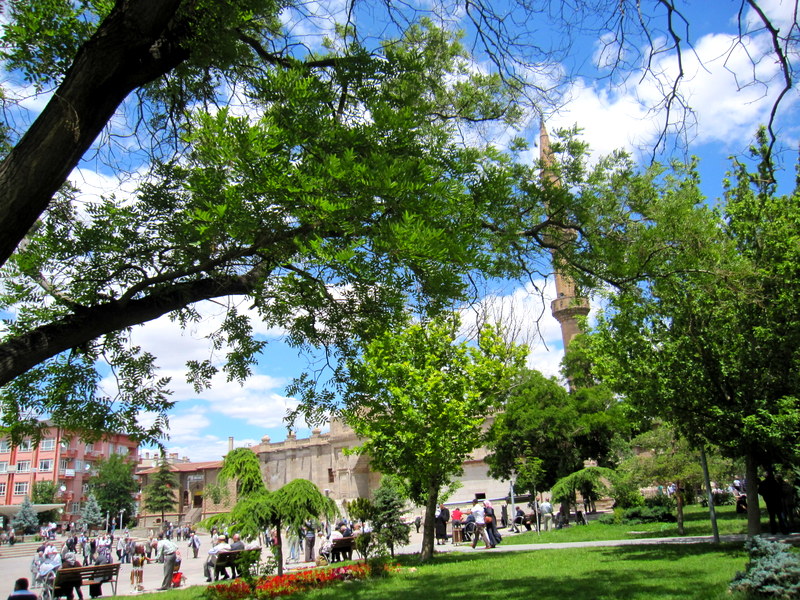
[[699, 445, 720, 543], [274, 519, 284, 576], [675, 480, 685, 535], [744, 451, 761, 537], [418, 483, 439, 562]]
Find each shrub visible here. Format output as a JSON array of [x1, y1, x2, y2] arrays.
[[644, 495, 675, 510], [730, 536, 800, 599], [612, 480, 645, 509], [597, 508, 624, 525], [621, 505, 676, 524]]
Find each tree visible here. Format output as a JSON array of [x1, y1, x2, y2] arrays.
[[339, 313, 526, 561], [31, 480, 59, 525], [486, 367, 629, 495], [143, 459, 179, 526], [88, 453, 137, 527], [0, 19, 543, 445], [79, 493, 104, 531], [0, 0, 794, 270], [1, 0, 795, 446], [11, 496, 39, 534], [616, 423, 736, 535], [369, 476, 411, 559], [588, 131, 800, 536]]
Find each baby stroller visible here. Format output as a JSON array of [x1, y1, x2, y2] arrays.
[[171, 551, 186, 588]]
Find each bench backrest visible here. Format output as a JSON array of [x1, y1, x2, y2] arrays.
[[331, 536, 354, 548], [55, 563, 121, 585]]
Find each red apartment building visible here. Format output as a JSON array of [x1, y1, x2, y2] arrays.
[[0, 426, 139, 523]]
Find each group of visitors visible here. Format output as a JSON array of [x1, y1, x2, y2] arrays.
[[432, 499, 507, 548], [28, 538, 114, 599]]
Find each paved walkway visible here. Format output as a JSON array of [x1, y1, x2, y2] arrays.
[[2, 529, 795, 599]]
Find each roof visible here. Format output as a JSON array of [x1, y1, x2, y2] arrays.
[[137, 460, 223, 475]]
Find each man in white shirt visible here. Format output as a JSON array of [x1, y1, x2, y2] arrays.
[[469, 499, 491, 549], [204, 535, 232, 582], [540, 498, 554, 531], [156, 533, 178, 590]]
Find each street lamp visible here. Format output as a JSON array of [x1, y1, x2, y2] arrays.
[[118, 508, 125, 531]]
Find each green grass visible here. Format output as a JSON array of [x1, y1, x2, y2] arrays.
[[302, 544, 747, 600], [510, 504, 752, 544], [134, 543, 748, 600]]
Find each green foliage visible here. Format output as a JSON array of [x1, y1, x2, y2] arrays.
[[79, 493, 104, 530], [487, 368, 629, 491], [619, 505, 676, 525], [88, 453, 137, 524], [11, 496, 40, 533], [31, 480, 59, 524], [369, 477, 411, 559], [339, 313, 525, 560], [345, 497, 373, 525], [644, 495, 676, 510], [591, 131, 800, 471], [143, 459, 179, 522], [550, 466, 616, 509], [218, 448, 264, 498], [730, 537, 800, 599], [0, 14, 542, 445]]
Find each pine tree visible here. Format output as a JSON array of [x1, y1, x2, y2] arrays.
[[143, 459, 178, 524], [371, 477, 411, 558], [11, 496, 40, 534], [80, 493, 105, 530]]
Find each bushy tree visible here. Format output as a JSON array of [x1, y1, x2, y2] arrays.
[[590, 131, 800, 535], [31, 481, 59, 525], [88, 454, 137, 527], [142, 459, 178, 525], [11, 496, 39, 534], [339, 313, 526, 561]]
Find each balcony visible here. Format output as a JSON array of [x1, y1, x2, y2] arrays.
[[61, 448, 78, 458], [59, 469, 76, 478]]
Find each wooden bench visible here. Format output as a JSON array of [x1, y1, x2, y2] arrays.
[[330, 537, 354, 562], [214, 549, 260, 580], [50, 563, 121, 598]]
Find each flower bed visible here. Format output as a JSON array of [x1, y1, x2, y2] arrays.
[[205, 563, 384, 600]]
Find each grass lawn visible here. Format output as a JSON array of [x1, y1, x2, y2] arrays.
[[510, 503, 753, 544], [133, 543, 748, 600]]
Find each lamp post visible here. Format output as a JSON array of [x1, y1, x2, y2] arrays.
[[118, 508, 125, 531]]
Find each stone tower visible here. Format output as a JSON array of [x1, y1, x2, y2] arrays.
[[539, 123, 590, 350]]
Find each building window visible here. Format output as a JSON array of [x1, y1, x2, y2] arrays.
[[0, 461, 6, 474], [39, 459, 53, 472], [0, 482, 5, 495], [82, 483, 90, 493], [40, 438, 56, 451], [117, 446, 129, 456], [0, 439, 10, 453], [69, 502, 81, 515], [328, 468, 335, 483], [16, 460, 31, 473], [84, 443, 94, 454], [18, 439, 32, 452], [13, 481, 28, 495], [59, 459, 70, 471]]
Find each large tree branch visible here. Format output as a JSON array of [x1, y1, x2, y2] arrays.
[[0, 0, 193, 268], [0, 267, 270, 387]]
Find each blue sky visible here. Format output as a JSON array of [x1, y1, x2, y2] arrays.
[[3, 0, 799, 461]]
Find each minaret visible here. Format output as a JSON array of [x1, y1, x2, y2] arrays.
[[540, 123, 590, 351]]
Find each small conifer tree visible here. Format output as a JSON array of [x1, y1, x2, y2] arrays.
[[11, 496, 40, 533], [80, 493, 105, 530], [143, 459, 178, 525]]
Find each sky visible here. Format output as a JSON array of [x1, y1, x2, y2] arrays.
[[3, 0, 799, 462]]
